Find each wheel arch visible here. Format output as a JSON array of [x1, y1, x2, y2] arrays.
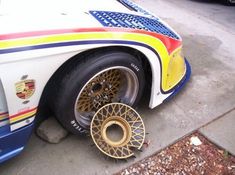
[[37, 45, 158, 122]]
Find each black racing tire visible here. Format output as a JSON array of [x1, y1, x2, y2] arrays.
[[52, 50, 145, 135]]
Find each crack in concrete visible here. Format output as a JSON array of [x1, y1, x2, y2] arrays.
[[198, 107, 235, 129]]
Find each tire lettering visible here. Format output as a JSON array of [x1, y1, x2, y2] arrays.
[[131, 63, 140, 72], [71, 120, 76, 125], [70, 120, 88, 134]]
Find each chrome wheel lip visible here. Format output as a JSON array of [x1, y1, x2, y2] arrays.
[[74, 66, 139, 130]]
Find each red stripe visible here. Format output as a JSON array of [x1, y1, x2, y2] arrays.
[[0, 27, 181, 54], [134, 29, 181, 54], [104, 28, 181, 54], [17, 93, 25, 96], [0, 112, 8, 115], [26, 83, 34, 85], [10, 107, 37, 119], [0, 28, 105, 40]]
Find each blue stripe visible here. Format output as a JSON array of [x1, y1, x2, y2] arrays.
[[0, 118, 9, 122], [0, 40, 155, 54], [0, 40, 189, 94], [0, 40, 166, 92]]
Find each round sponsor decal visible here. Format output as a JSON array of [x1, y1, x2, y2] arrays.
[[15, 79, 35, 99]]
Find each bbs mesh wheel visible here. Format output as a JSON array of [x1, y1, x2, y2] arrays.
[[52, 50, 145, 135]]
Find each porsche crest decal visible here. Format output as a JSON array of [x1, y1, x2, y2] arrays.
[[15, 80, 35, 99]]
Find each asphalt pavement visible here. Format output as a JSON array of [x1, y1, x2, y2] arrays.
[[0, 0, 235, 174]]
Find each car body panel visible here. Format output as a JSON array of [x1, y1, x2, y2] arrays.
[[0, 123, 33, 164]]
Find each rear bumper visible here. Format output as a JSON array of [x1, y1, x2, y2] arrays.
[[163, 58, 191, 102], [0, 123, 34, 163]]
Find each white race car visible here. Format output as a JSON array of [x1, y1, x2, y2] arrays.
[[0, 0, 191, 162]]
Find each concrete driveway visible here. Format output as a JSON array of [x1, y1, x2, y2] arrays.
[[0, 0, 235, 174]]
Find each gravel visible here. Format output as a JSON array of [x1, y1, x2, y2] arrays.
[[116, 132, 235, 175]]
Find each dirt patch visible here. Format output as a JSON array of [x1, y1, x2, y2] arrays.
[[115, 132, 235, 175]]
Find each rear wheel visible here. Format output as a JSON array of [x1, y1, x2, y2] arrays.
[[52, 51, 145, 135]]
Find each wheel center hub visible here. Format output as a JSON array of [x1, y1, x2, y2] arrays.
[[105, 123, 124, 142], [92, 83, 103, 94], [102, 117, 131, 147]]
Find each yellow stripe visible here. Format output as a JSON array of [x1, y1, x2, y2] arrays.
[[0, 32, 171, 90], [0, 114, 8, 120], [10, 109, 37, 123], [0, 32, 121, 48]]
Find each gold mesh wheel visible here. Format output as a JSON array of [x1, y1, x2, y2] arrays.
[[74, 67, 139, 130], [90, 103, 145, 159]]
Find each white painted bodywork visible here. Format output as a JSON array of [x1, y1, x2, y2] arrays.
[[0, 0, 174, 131]]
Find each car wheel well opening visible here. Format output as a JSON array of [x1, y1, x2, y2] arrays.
[[37, 46, 152, 125]]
